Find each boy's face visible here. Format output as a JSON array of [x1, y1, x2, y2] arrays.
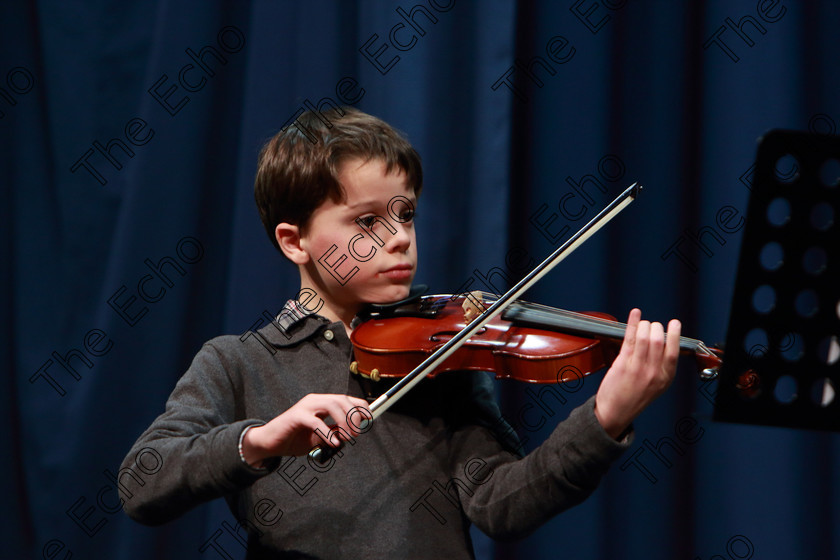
[[298, 157, 417, 315]]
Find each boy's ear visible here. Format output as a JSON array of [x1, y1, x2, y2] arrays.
[[275, 223, 309, 264]]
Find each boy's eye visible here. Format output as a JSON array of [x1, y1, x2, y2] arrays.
[[356, 209, 415, 228]]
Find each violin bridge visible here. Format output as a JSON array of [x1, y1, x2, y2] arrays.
[[462, 291, 487, 324]]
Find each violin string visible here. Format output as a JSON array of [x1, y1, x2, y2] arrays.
[[477, 295, 710, 355], [528, 304, 712, 355]]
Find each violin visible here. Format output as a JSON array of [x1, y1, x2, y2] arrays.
[[348, 291, 725, 386]]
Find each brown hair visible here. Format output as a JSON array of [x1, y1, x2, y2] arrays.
[[254, 106, 423, 251]]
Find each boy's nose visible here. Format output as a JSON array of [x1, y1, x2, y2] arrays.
[[385, 223, 412, 252]]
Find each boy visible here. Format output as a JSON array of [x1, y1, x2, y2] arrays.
[[119, 107, 681, 558]]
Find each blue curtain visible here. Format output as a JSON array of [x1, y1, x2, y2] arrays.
[[3, 0, 839, 558]]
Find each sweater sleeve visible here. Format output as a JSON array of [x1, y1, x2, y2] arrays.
[[447, 374, 632, 540], [118, 342, 272, 526]]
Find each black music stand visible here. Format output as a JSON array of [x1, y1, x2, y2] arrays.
[[714, 130, 840, 431]]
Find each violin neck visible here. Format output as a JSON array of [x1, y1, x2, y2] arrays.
[[502, 301, 712, 357]]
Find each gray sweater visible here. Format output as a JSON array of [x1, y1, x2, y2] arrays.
[[119, 311, 632, 558]]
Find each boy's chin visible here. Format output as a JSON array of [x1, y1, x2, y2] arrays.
[[366, 284, 412, 305]]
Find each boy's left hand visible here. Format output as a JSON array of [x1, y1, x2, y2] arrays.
[[594, 308, 681, 439]]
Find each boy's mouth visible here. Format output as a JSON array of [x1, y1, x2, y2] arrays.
[[379, 264, 413, 280]]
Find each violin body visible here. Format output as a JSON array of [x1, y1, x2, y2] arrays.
[[350, 294, 620, 384]]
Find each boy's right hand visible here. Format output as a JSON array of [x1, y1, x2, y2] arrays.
[[241, 393, 371, 467]]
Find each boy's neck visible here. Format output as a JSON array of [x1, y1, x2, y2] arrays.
[[322, 306, 356, 338], [297, 282, 359, 338]]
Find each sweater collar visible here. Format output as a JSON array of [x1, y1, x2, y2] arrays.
[[255, 299, 351, 348]]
